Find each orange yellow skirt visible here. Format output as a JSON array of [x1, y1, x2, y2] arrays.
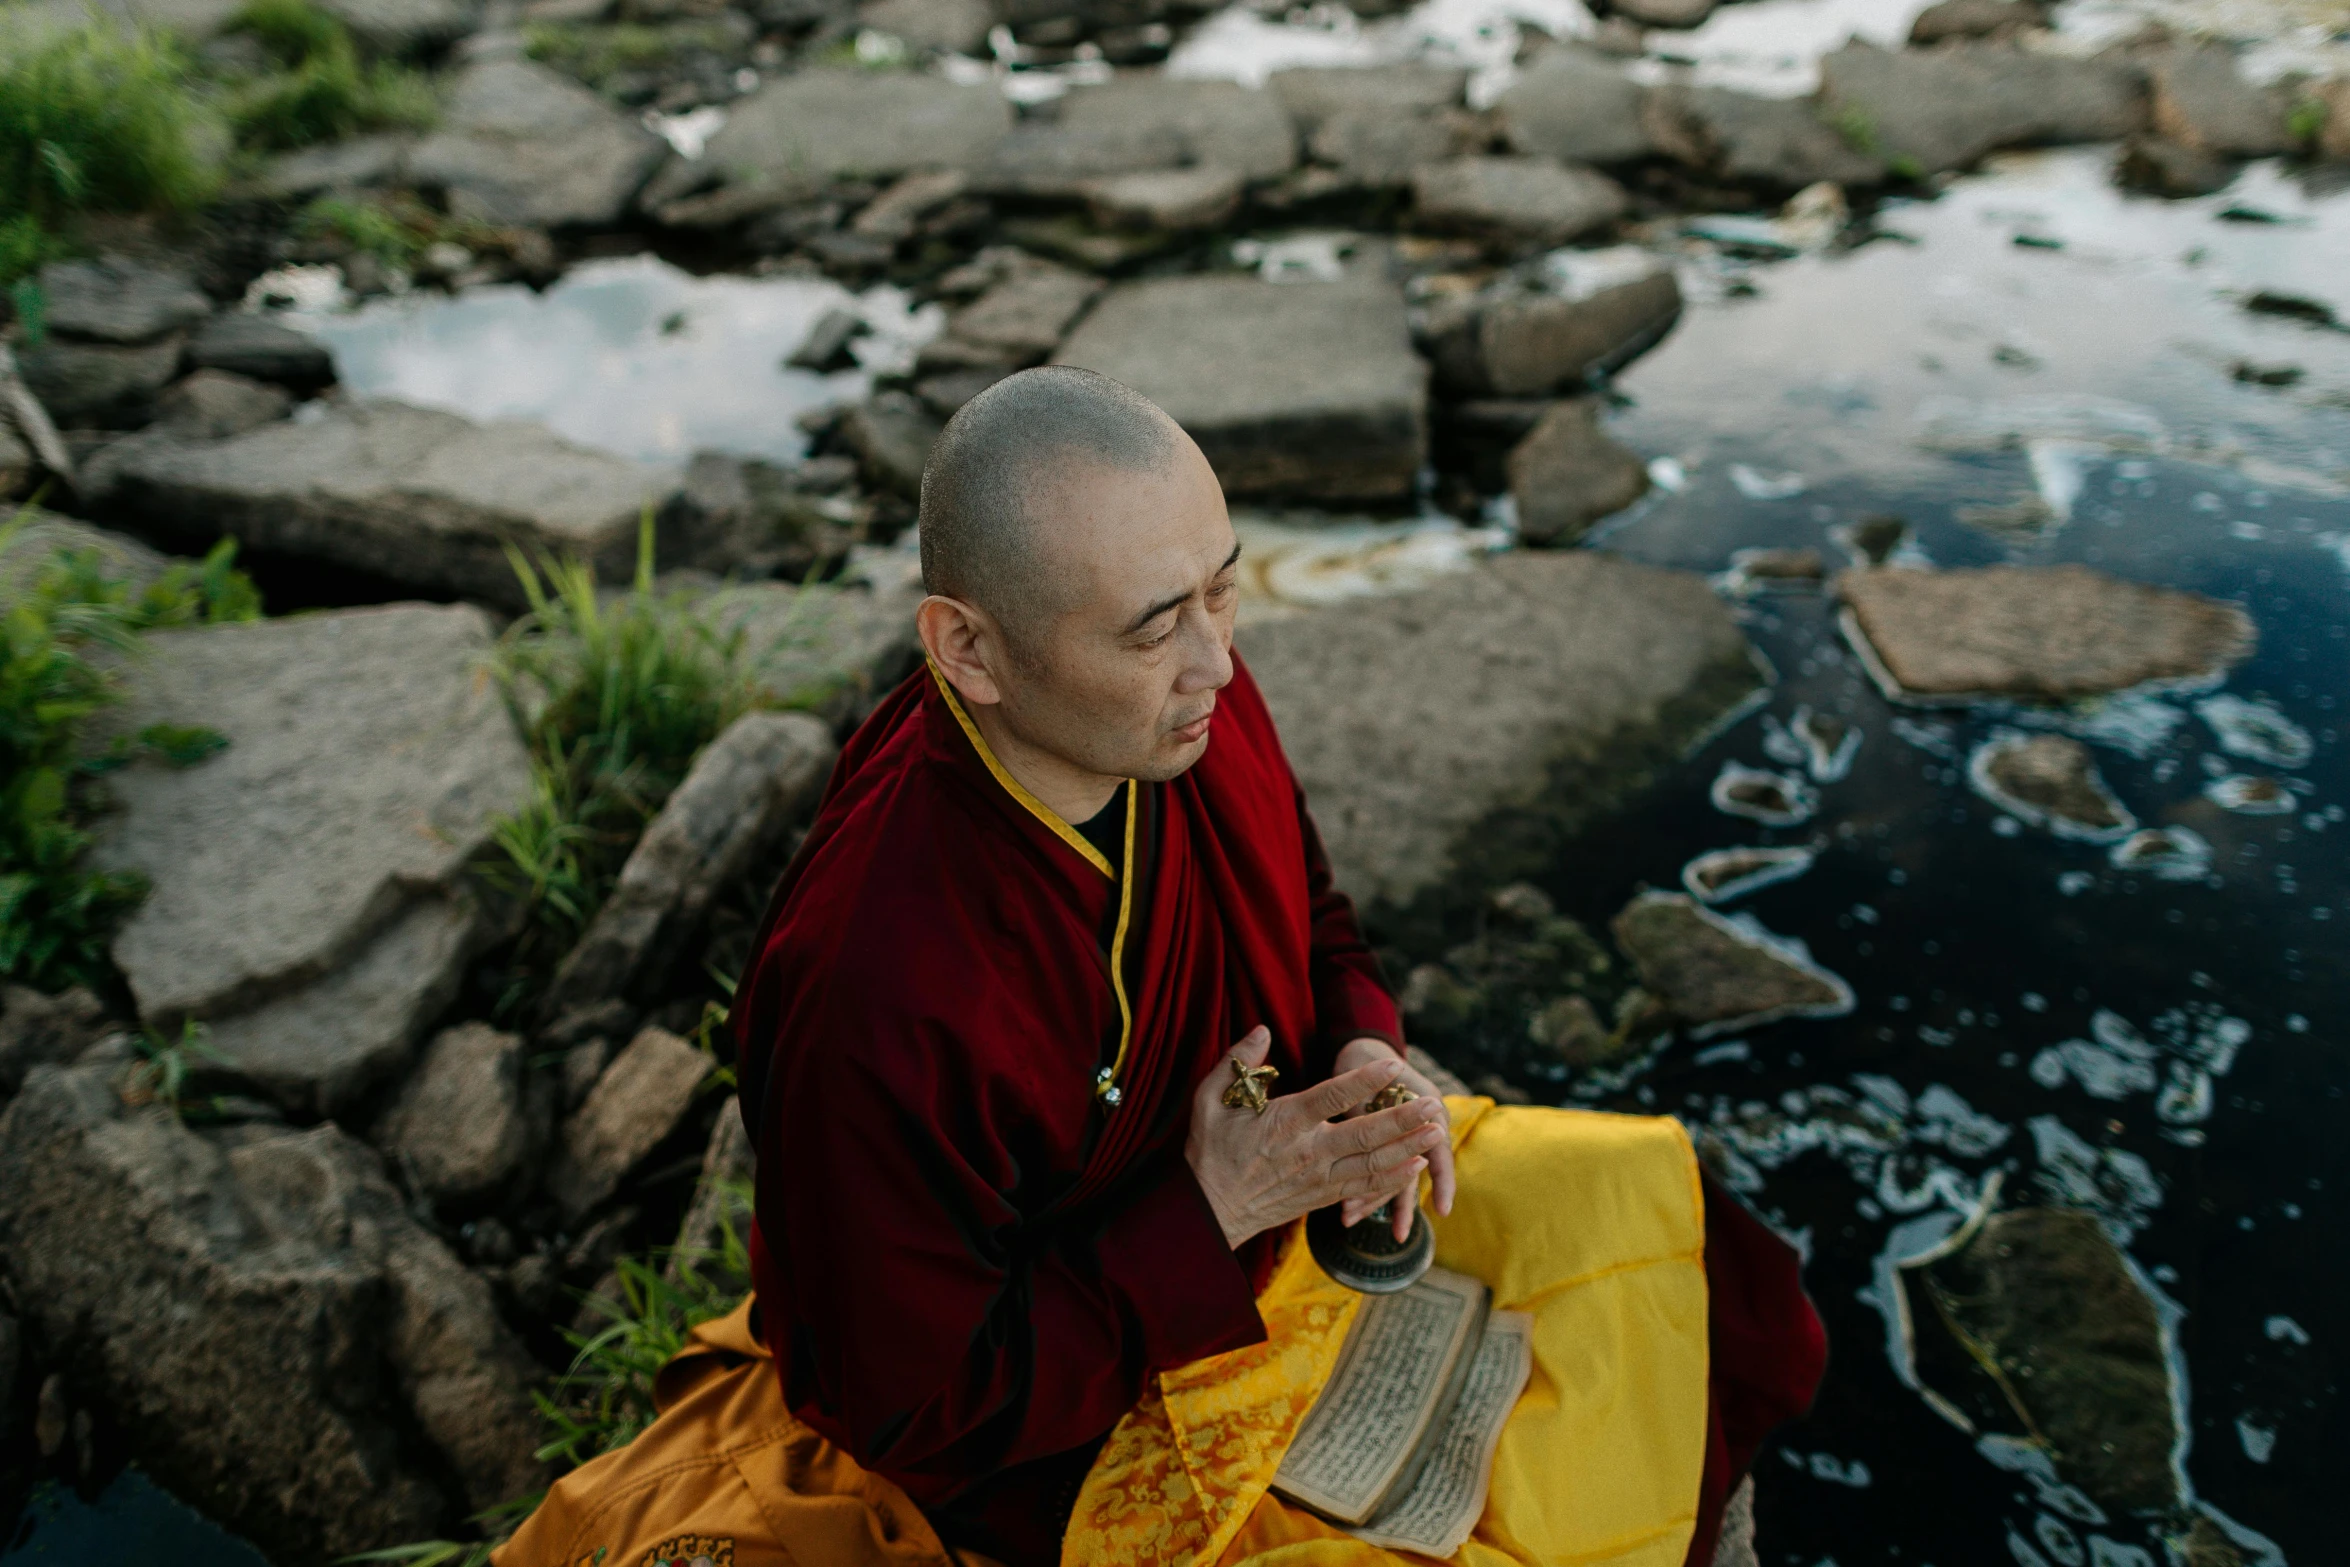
[[495, 1100, 1709, 1567]]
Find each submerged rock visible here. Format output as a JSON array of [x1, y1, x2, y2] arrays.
[[1410, 156, 1629, 249], [1420, 268, 1683, 399], [1610, 892, 1853, 1037], [1505, 397, 1652, 546], [85, 604, 532, 1116], [409, 59, 667, 229], [2203, 773, 2294, 815], [89, 399, 676, 606], [549, 711, 837, 1013], [1055, 272, 1426, 503], [1838, 564, 2254, 703], [2108, 825, 2212, 880], [1817, 42, 2145, 176], [1242, 551, 1762, 908], [1967, 731, 2135, 841], [0, 1060, 550, 1561], [2194, 692, 2311, 767], [1498, 46, 1656, 166], [1903, 1206, 2179, 1511], [1709, 761, 1818, 827], [1682, 845, 1817, 904]]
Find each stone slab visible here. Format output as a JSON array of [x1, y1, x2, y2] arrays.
[[1410, 155, 1628, 247], [548, 1025, 707, 1219], [1817, 41, 2146, 175], [38, 256, 211, 345], [1498, 47, 1656, 165], [1506, 397, 1653, 545], [408, 58, 667, 228], [693, 68, 1014, 193], [1053, 272, 1427, 502], [1238, 550, 1763, 908]]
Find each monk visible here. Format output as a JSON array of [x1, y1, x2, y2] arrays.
[[497, 368, 1825, 1567]]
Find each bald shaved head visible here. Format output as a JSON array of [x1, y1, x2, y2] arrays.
[[917, 366, 1182, 639]]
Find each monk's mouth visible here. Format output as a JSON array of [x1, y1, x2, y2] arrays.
[[1169, 711, 1213, 744]]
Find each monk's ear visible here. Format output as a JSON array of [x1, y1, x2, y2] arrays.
[[917, 594, 1005, 708]]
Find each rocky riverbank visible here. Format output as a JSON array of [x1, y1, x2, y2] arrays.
[[1, 0, 2344, 1557]]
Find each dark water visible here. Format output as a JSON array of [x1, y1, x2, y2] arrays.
[[2, 1471, 271, 1566], [1468, 148, 2349, 1567]]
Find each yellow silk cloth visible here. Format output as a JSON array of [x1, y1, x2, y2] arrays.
[[1064, 1099, 1710, 1567]]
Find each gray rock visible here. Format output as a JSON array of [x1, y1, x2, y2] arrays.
[[0, 1062, 548, 1561], [1054, 272, 1427, 503], [847, 168, 970, 243], [1908, 0, 2046, 44], [37, 257, 210, 345], [1498, 47, 1656, 166], [408, 59, 667, 228], [151, 370, 291, 440], [1271, 64, 1472, 185], [669, 452, 857, 578], [1610, 0, 1714, 27], [1816, 41, 2146, 176], [548, 1025, 707, 1218], [372, 1021, 532, 1206], [1410, 156, 1628, 248], [1506, 398, 1652, 545], [0, 985, 109, 1095], [253, 132, 416, 202], [856, 0, 989, 51], [89, 399, 676, 606], [0, 511, 173, 601], [1081, 167, 1245, 231], [2116, 134, 2237, 197], [1610, 891, 1853, 1036], [549, 711, 837, 1011], [1642, 85, 1887, 188], [1903, 1207, 2178, 1510], [2142, 41, 2293, 156], [18, 334, 185, 428], [315, 0, 479, 53], [691, 69, 1013, 196], [185, 312, 338, 391], [85, 604, 531, 1109], [1837, 564, 2255, 702], [1422, 269, 1683, 397], [837, 391, 942, 498], [560, 1036, 614, 1112], [2316, 77, 2350, 162], [1240, 551, 1762, 907], [921, 263, 1104, 371], [980, 76, 1295, 194], [787, 306, 865, 371], [688, 560, 926, 726]]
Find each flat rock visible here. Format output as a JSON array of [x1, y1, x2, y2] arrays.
[[2141, 41, 2293, 156], [1423, 268, 1683, 397], [856, 0, 990, 51], [1904, 1207, 2178, 1510], [548, 1025, 707, 1219], [1271, 65, 1472, 185], [18, 334, 185, 428], [1081, 167, 1244, 230], [37, 256, 210, 345], [151, 370, 290, 440], [693, 69, 1013, 196], [373, 1021, 532, 1205], [1817, 41, 2146, 176], [0, 1061, 548, 1561], [1411, 156, 1628, 248], [1642, 85, 1887, 188], [921, 263, 1105, 370], [1498, 47, 1656, 166], [1610, 891, 1853, 1036], [185, 311, 338, 390], [1505, 398, 1652, 545], [408, 58, 667, 228], [549, 711, 837, 1011], [1966, 731, 2134, 839], [1054, 272, 1427, 503], [90, 399, 676, 605], [1908, 0, 2044, 44], [1239, 551, 1762, 907], [1838, 564, 2254, 702], [981, 76, 1295, 194], [85, 604, 530, 1106]]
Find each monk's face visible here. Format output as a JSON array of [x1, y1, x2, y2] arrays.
[[1003, 440, 1239, 784]]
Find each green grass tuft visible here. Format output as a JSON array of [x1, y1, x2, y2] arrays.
[[222, 0, 437, 151], [2286, 96, 2327, 148], [0, 516, 259, 992]]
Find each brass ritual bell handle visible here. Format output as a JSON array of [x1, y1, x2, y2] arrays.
[[1306, 1080, 1436, 1293]]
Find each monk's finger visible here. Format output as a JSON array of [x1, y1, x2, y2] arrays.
[[1320, 1094, 1443, 1157], [1280, 1057, 1402, 1126], [1228, 1024, 1271, 1065], [1331, 1154, 1426, 1204], [1329, 1122, 1443, 1188], [1426, 1131, 1458, 1219]]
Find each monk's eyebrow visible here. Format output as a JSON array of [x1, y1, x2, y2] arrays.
[[1122, 543, 1243, 636]]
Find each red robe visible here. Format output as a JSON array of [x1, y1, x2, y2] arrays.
[[732, 654, 1824, 1565]]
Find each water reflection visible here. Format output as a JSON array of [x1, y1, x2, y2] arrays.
[[288, 256, 943, 465]]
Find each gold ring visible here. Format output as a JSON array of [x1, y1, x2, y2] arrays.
[[1221, 1059, 1279, 1115], [1366, 1081, 1418, 1114]]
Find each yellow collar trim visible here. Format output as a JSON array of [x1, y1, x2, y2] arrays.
[[928, 660, 1113, 878]]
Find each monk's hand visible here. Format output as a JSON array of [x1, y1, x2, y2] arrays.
[[1184, 1026, 1450, 1250], [1332, 1038, 1457, 1241]]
